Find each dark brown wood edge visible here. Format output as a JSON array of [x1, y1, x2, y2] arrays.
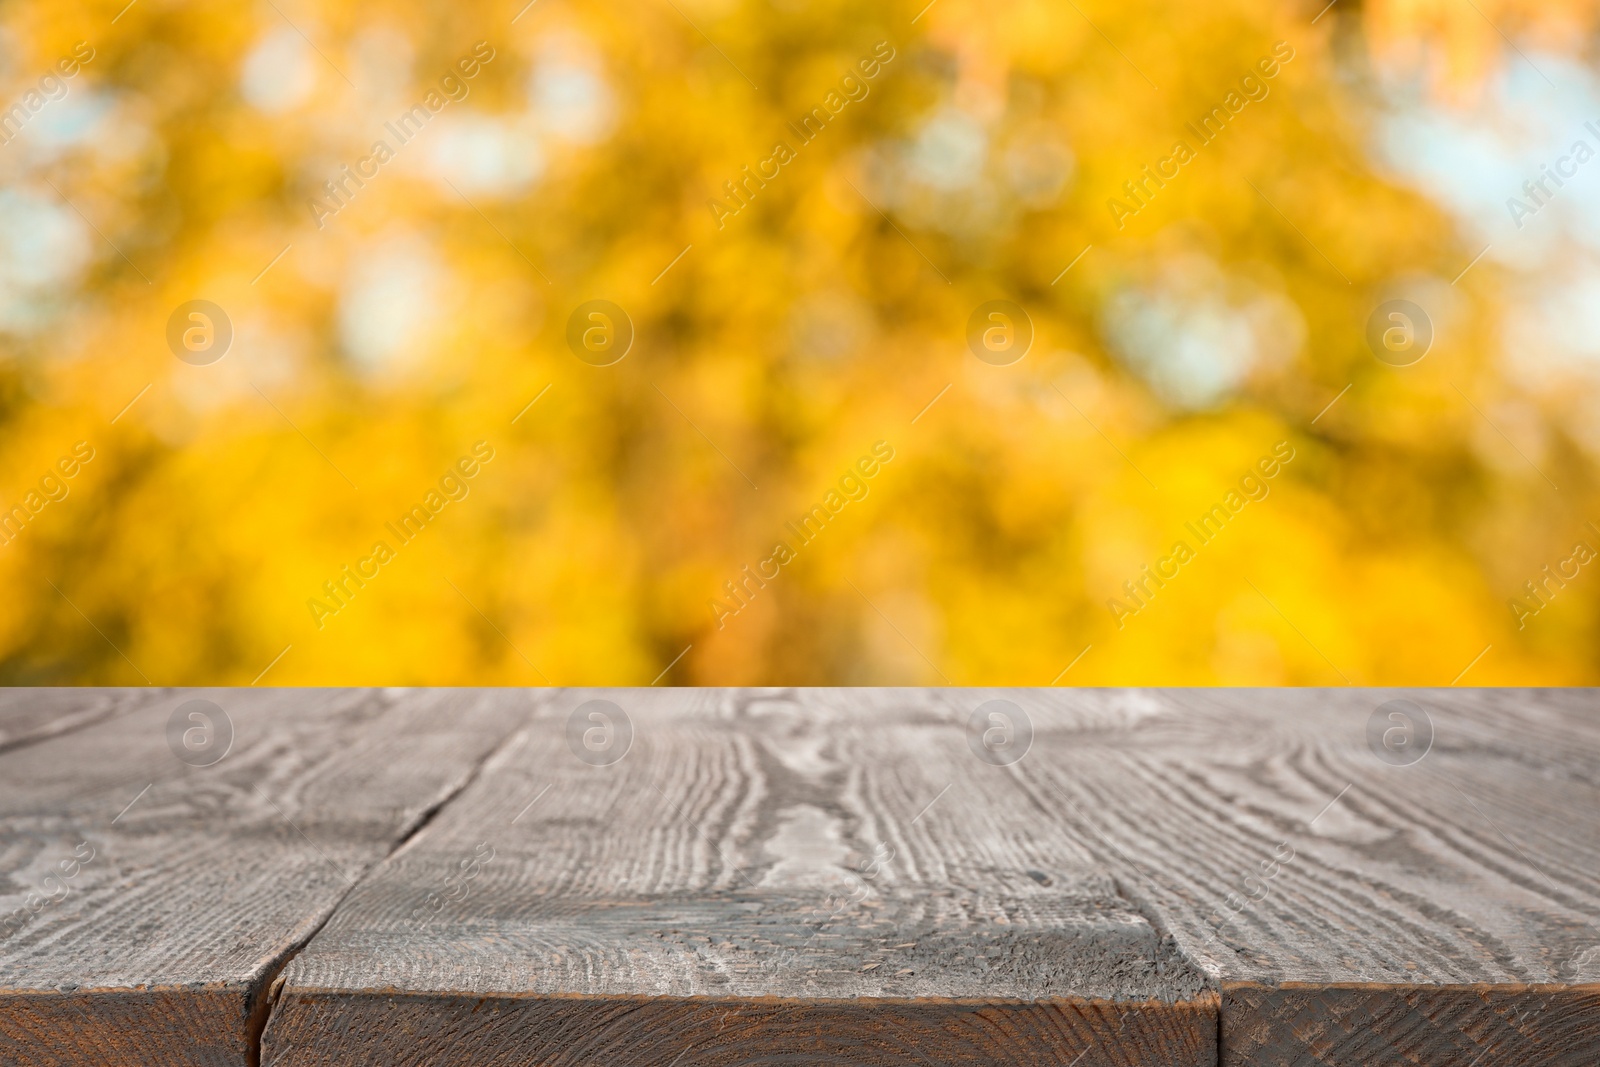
[[1220, 981, 1600, 1067], [0, 987, 253, 1066], [263, 990, 1221, 1067]]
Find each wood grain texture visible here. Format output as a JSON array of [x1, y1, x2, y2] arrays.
[[0, 687, 534, 1067], [1005, 687, 1600, 1066], [263, 688, 1216, 1067], [0, 688, 160, 755], [267, 993, 1217, 1067], [1221, 982, 1600, 1067], [8, 686, 1598, 1067]]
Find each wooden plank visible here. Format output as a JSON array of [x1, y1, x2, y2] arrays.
[[1009, 687, 1600, 1066], [1220, 982, 1600, 1067], [263, 688, 1219, 1067], [0, 688, 159, 755], [12, 686, 1595, 1066], [0, 687, 533, 1067], [268, 995, 1215, 1067]]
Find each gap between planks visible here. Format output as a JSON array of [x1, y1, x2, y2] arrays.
[[244, 708, 531, 1067]]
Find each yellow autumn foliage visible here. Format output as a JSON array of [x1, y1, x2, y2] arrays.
[[1, 0, 1599, 685]]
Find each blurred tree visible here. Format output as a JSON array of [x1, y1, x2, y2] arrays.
[[1, 0, 1598, 686]]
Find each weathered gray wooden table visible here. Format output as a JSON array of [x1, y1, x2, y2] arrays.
[[0, 688, 1595, 1066]]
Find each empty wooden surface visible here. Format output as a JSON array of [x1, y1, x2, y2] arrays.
[[263, 688, 1216, 1067], [0, 688, 158, 755], [3, 687, 1598, 1066], [1011, 687, 1600, 1066], [0, 687, 534, 1067]]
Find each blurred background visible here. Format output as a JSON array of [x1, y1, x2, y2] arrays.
[[1, 0, 1598, 686]]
